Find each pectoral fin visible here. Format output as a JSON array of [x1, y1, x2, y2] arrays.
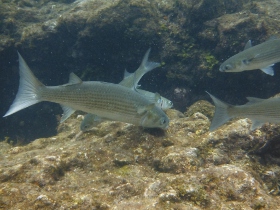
[[137, 103, 155, 115], [242, 54, 260, 65]]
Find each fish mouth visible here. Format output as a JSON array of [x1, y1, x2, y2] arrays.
[[219, 67, 224, 72], [163, 123, 169, 129]]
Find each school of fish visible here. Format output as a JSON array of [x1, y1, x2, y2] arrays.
[[211, 37, 280, 130], [4, 37, 280, 133]]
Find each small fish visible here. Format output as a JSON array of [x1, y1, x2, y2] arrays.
[[80, 113, 106, 131], [207, 92, 280, 131], [3, 53, 169, 130], [81, 113, 116, 132], [219, 37, 280, 76]]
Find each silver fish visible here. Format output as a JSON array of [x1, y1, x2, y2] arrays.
[[3, 53, 169, 129], [219, 37, 280, 76], [80, 49, 173, 131], [207, 92, 280, 131]]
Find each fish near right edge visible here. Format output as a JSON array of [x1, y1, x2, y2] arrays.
[[206, 92, 280, 131]]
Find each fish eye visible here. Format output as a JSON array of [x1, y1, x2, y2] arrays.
[[160, 118, 166, 125], [82, 125, 89, 130], [224, 64, 232, 70], [168, 101, 173, 106]]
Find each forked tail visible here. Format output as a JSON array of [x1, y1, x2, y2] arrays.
[[206, 91, 232, 131], [3, 52, 45, 117]]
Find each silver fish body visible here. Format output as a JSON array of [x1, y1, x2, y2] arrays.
[[43, 82, 169, 127], [80, 89, 172, 132], [220, 38, 280, 76], [80, 49, 172, 131], [4, 53, 169, 129], [207, 92, 280, 131]]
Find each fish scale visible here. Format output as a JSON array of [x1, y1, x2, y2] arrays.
[[40, 83, 151, 124]]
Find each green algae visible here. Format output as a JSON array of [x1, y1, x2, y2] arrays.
[[113, 165, 131, 176], [202, 52, 219, 70]]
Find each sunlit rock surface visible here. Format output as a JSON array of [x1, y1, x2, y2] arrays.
[[1, 104, 280, 209]]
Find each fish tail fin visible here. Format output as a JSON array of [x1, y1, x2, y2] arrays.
[[139, 48, 161, 74], [206, 92, 232, 131], [3, 52, 45, 117]]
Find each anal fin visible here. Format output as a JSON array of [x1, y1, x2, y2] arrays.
[[261, 64, 274, 76]]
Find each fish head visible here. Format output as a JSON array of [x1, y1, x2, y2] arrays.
[[140, 106, 169, 129], [80, 114, 102, 131], [160, 97, 173, 110], [153, 93, 173, 110], [219, 61, 236, 72], [220, 53, 253, 72]]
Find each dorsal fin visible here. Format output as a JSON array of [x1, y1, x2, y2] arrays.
[[266, 35, 278, 42], [244, 40, 252, 50], [69, 73, 82, 84], [245, 97, 265, 105]]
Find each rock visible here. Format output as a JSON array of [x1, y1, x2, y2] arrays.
[[1, 107, 280, 208]]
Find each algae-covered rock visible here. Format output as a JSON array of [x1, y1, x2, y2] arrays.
[[1, 107, 280, 209], [185, 100, 214, 119]]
